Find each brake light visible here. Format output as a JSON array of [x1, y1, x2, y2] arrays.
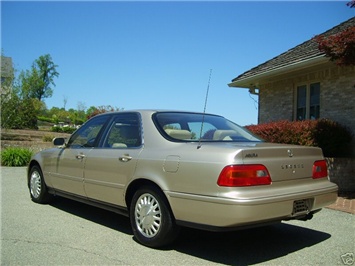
[[217, 164, 271, 187], [312, 160, 328, 179]]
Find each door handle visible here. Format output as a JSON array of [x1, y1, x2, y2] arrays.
[[76, 154, 86, 160], [119, 155, 132, 162]]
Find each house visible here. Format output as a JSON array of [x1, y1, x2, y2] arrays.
[[228, 17, 355, 157]]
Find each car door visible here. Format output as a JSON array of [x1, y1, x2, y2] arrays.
[[83, 113, 143, 206], [50, 114, 110, 196]]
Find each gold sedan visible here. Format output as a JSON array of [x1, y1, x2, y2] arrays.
[[28, 110, 338, 248]]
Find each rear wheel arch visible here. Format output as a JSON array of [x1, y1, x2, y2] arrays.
[[126, 179, 169, 209], [125, 179, 177, 223]]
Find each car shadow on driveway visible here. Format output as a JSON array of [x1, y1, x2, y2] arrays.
[[174, 223, 331, 265], [49, 197, 132, 235], [48, 197, 330, 265]]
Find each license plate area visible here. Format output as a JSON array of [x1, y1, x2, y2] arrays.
[[292, 199, 311, 216]]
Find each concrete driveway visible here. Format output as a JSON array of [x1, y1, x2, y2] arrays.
[[1, 167, 354, 265]]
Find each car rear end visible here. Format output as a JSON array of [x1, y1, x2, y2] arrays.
[[168, 143, 338, 230]]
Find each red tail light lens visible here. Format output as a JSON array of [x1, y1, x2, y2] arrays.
[[312, 160, 328, 179], [217, 164, 271, 187]]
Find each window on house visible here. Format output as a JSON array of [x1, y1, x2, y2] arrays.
[[296, 82, 320, 120]]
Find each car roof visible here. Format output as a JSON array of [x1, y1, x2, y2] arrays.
[[93, 109, 222, 118]]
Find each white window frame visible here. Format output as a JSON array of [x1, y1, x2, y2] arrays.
[[294, 82, 320, 121]]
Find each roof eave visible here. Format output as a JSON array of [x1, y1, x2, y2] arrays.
[[228, 55, 328, 89]]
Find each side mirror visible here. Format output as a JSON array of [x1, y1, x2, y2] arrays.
[[53, 137, 66, 146]]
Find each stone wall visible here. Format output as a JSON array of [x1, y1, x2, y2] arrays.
[[259, 80, 294, 122], [326, 157, 355, 197], [321, 67, 355, 139]]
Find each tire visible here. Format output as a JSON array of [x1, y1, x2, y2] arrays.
[[130, 186, 180, 248], [28, 165, 52, 204]]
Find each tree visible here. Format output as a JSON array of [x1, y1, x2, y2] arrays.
[[314, 26, 355, 66], [1, 87, 43, 129], [314, 2, 355, 66], [1, 54, 57, 129], [86, 105, 121, 120], [76, 101, 87, 124], [63, 95, 68, 110], [20, 54, 59, 101], [347, 0, 355, 8], [0, 56, 34, 129]]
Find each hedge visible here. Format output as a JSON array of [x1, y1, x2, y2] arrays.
[[245, 119, 353, 157]]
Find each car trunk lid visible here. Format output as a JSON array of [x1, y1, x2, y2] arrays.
[[241, 143, 324, 182]]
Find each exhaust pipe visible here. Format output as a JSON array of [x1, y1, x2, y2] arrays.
[[298, 213, 313, 221]]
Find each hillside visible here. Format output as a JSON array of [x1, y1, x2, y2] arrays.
[[1, 129, 71, 153]]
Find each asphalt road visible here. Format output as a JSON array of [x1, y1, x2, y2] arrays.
[[1, 167, 354, 265]]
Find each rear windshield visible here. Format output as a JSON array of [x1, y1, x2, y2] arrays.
[[153, 112, 262, 142]]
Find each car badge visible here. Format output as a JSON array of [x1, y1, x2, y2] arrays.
[[287, 149, 293, 157]]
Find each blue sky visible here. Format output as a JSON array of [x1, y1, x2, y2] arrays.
[[2, 1, 354, 125]]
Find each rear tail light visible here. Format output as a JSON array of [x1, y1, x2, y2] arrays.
[[217, 164, 271, 187], [312, 160, 328, 179]]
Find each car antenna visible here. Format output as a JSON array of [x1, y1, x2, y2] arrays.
[[197, 69, 213, 150]]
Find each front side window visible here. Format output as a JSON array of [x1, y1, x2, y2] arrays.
[[67, 115, 110, 148], [296, 82, 320, 120], [153, 112, 262, 142]]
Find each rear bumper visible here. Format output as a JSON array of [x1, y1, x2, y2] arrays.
[[166, 181, 338, 228]]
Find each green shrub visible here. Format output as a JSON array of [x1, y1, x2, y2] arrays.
[[1, 147, 33, 167], [42, 135, 55, 142], [62, 127, 76, 134], [38, 116, 54, 123], [246, 119, 353, 157], [51, 126, 76, 134], [314, 119, 353, 157], [51, 125, 61, 132]]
